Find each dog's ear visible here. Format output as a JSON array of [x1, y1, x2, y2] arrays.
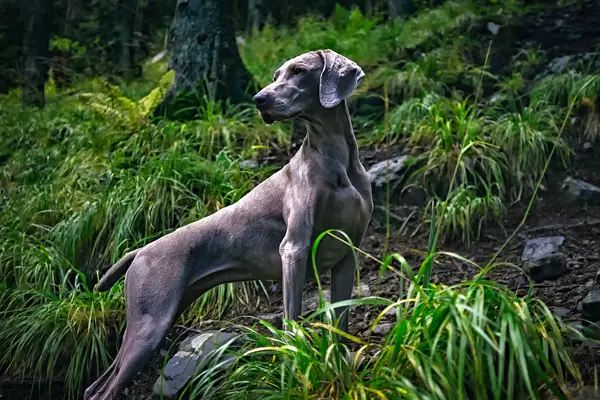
[[317, 49, 365, 109]]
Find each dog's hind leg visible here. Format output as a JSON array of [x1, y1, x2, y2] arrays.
[[84, 255, 188, 400], [83, 328, 131, 399]]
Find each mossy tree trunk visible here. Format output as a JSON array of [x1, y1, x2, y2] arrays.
[[159, 0, 254, 116], [22, 0, 55, 107]]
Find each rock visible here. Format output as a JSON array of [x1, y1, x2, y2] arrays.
[[583, 142, 593, 151], [486, 22, 500, 35], [366, 155, 409, 189], [346, 350, 366, 366], [371, 322, 394, 336], [573, 385, 600, 400], [302, 291, 330, 312], [552, 307, 571, 319], [548, 55, 573, 74], [562, 176, 600, 203], [353, 282, 371, 298], [153, 330, 241, 399], [582, 286, 600, 321], [521, 236, 567, 281], [239, 159, 259, 169], [255, 313, 282, 328]]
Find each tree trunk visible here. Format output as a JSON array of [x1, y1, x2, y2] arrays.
[[0, 0, 24, 94], [113, 0, 138, 76], [22, 0, 55, 107], [246, 0, 263, 35], [389, 0, 411, 19], [52, 0, 82, 88], [160, 0, 254, 115]]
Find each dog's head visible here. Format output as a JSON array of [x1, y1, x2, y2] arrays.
[[252, 49, 365, 124]]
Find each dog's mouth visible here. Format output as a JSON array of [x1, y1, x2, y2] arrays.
[[258, 111, 277, 125], [258, 110, 301, 125]]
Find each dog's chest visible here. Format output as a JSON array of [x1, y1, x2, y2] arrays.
[[309, 172, 371, 272]]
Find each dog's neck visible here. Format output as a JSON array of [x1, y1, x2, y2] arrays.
[[298, 100, 359, 170]]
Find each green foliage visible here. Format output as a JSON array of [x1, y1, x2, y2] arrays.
[[532, 72, 600, 141], [489, 101, 569, 199], [240, 6, 389, 87], [78, 71, 174, 129], [50, 36, 87, 58], [0, 1, 592, 397], [239, 2, 480, 89], [184, 246, 582, 399], [0, 275, 125, 399], [428, 185, 505, 245]]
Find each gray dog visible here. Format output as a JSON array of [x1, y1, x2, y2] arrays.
[[84, 49, 373, 400]]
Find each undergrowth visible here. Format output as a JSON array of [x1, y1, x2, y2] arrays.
[[1, 0, 599, 398], [182, 232, 585, 400]]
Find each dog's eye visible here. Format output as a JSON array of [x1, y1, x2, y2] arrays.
[[293, 67, 305, 75]]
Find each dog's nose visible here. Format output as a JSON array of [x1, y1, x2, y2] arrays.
[[253, 92, 268, 107]]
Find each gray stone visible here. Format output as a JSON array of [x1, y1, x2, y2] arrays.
[[302, 290, 331, 312], [562, 176, 600, 203], [239, 159, 259, 169], [371, 322, 394, 336], [255, 313, 282, 327], [153, 330, 241, 399], [486, 22, 500, 35], [366, 155, 409, 189], [573, 385, 600, 400], [552, 307, 571, 319], [548, 55, 573, 74], [582, 287, 600, 321], [346, 350, 366, 367], [352, 282, 371, 298], [521, 236, 567, 281], [583, 142, 593, 151]]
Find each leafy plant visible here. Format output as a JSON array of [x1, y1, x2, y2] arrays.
[[0, 274, 125, 399], [184, 243, 583, 399], [489, 101, 569, 200], [532, 72, 600, 141]]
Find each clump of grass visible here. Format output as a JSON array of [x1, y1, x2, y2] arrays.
[[489, 100, 569, 200], [428, 185, 505, 245], [532, 71, 600, 141], [383, 67, 571, 243], [184, 248, 583, 400], [0, 272, 125, 399]]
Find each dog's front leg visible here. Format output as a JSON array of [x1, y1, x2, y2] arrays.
[[279, 212, 313, 327]]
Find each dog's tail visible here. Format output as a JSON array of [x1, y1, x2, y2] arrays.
[[94, 249, 140, 292]]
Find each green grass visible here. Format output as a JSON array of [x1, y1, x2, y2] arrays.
[[0, 67, 287, 397], [182, 238, 584, 400], [0, 1, 598, 398], [0, 273, 125, 399]]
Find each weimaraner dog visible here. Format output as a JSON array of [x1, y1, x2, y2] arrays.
[[84, 49, 373, 400]]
